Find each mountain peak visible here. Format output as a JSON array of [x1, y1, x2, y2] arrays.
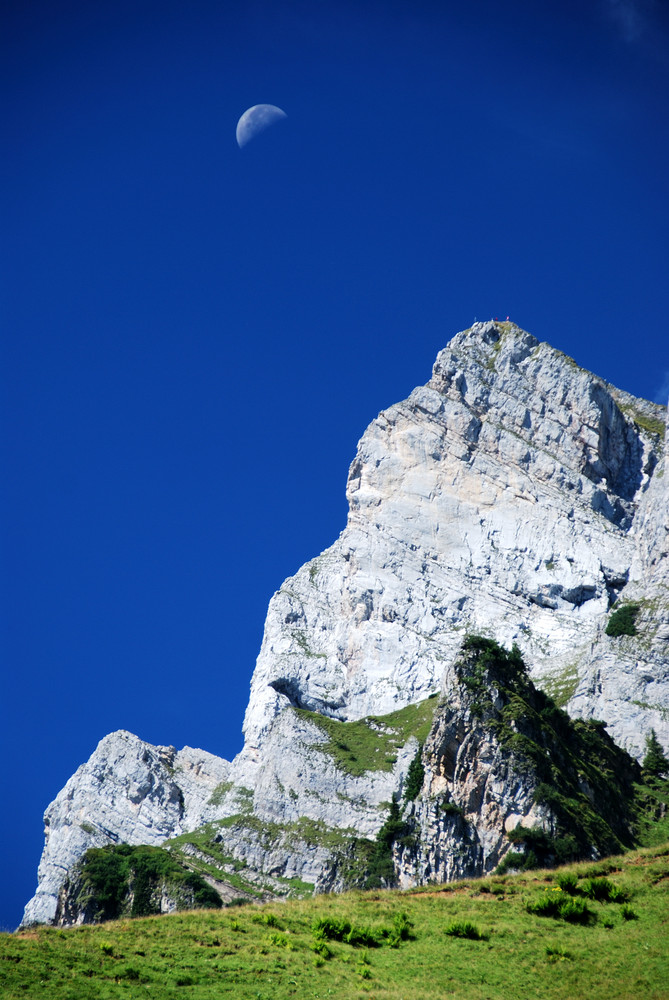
[[22, 323, 668, 927]]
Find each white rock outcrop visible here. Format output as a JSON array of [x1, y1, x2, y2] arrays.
[[22, 731, 230, 926], [23, 321, 669, 926], [241, 321, 668, 760]]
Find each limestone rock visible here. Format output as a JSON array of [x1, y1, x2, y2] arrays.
[[22, 730, 230, 926], [394, 638, 639, 887], [22, 320, 669, 926], [242, 321, 668, 762], [52, 843, 223, 927]]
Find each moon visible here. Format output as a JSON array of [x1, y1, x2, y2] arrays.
[[236, 104, 287, 148]]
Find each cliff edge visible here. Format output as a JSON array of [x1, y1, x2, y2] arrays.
[[22, 320, 669, 926]]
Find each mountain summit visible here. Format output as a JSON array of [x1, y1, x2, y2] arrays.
[[23, 321, 669, 927]]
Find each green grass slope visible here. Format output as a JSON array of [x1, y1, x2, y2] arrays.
[[294, 693, 439, 776], [3, 844, 667, 999]]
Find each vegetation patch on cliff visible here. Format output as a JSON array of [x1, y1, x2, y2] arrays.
[[165, 821, 317, 900], [605, 602, 640, 637], [64, 844, 222, 924], [620, 402, 666, 440], [294, 693, 439, 776], [540, 662, 579, 707]]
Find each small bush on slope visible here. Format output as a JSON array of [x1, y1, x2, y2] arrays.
[[444, 920, 488, 940]]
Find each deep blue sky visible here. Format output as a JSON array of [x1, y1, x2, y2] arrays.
[[2, 0, 668, 929]]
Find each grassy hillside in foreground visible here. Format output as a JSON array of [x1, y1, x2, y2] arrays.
[[2, 845, 668, 1000]]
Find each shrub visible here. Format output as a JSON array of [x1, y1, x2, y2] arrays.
[[545, 946, 574, 962], [580, 877, 627, 903], [527, 892, 595, 924], [388, 911, 414, 947], [444, 921, 488, 940], [496, 851, 526, 875], [440, 800, 464, 817], [363, 796, 409, 888], [527, 894, 562, 918], [581, 877, 612, 901], [559, 897, 595, 925], [605, 603, 640, 637], [403, 746, 425, 802], [77, 844, 221, 922], [80, 848, 129, 921], [312, 918, 380, 948], [344, 925, 379, 948], [311, 940, 333, 959], [268, 933, 291, 948], [456, 637, 640, 872], [556, 872, 579, 895], [311, 912, 413, 961], [496, 848, 538, 875], [621, 904, 639, 921], [553, 835, 581, 865], [357, 956, 372, 979]]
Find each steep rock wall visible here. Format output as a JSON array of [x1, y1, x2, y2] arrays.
[[242, 321, 668, 762], [22, 732, 230, 926], [22, 320, 668, 926]]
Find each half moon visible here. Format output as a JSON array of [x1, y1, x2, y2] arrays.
[[236, 104, 287, 148]]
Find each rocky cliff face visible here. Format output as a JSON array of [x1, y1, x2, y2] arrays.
[[394, 637, 639, 888], [242, 320, 668, 758], [52, 843, 223, 927], [21, 732, 230, 926], [22, 321, 668, 927]]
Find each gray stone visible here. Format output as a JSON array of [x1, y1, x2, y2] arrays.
[[22, 320, 669, 926]]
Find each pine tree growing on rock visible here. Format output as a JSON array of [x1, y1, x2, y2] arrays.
[[642, 729, 669, 778]]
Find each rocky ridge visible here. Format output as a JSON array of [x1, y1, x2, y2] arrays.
[[52, 843, 223, 927], [22, 321, 668, 927], [394, 637, 640, 888]]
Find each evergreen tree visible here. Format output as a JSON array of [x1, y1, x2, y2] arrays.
[[642, 729, 669, 778]]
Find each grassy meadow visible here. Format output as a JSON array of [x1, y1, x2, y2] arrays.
[[2, 844, 668, 999]]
